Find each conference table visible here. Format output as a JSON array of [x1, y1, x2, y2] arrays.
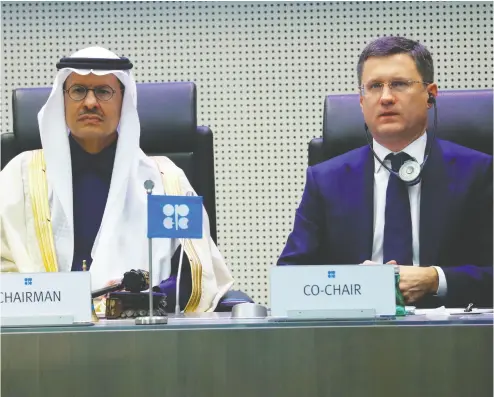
[[2, 311, 492, 397]]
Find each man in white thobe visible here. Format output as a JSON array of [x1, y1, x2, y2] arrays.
[[0, 46, 234, 313]]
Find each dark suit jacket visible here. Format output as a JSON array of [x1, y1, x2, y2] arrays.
[[278, 138, 493, 308]]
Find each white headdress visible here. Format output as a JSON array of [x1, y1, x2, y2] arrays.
[[37, 47, 172, 289]]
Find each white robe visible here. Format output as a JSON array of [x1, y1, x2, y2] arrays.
[[0, 149, 234, 312]]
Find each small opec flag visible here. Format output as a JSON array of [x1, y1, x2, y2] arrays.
[[147, 195, 203, 239]]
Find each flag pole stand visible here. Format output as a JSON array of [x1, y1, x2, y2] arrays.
[[136, 181, 167, 325]]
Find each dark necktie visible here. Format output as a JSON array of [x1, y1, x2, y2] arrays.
[[383, 152, 413, 265]]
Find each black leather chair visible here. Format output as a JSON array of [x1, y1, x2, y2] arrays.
[[309, 89, 493, 165], [1, 81, 253, 310]]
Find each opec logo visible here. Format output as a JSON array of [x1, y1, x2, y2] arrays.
[[327, 270, 336, 279], [147, 195, 203, 239], [24, 277, 33, 286], [163, 204, 190, 230]]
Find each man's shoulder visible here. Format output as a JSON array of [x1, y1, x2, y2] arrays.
[[437, 138, 492, 167], [0, 150, 39, 208], [146, 154, 195, 196], [437, 138, 492, 158], [309, 145, 369, 177], [1, 150, 40, 174], [146, 154, 190, 185], [147, 154, 182, 174]]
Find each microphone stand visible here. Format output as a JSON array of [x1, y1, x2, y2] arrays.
[[136, 180, 168, 325]]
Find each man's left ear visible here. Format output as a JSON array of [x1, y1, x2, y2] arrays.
[[426, 83, 438, 108]]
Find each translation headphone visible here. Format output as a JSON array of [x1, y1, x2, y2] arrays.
[[364, 91, 437, 186]]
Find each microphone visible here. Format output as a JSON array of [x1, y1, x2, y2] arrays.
[[144, 179, 155, 194], [175, 191, 196, 315], [91, 269, 150, 299]]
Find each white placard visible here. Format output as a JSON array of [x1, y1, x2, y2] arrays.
[[0, 272, 92, 326], [270, 265, 396, 317]]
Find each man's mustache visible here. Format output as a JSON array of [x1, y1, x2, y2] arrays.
[[79, 109, 103, 117]]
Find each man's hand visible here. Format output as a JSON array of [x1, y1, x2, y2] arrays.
[[397, 266, 438, 303], [361, 260, 439, 303]]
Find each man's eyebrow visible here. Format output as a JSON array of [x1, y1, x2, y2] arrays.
[[363, 78, 381, 85], [364, 77, 410, 84]]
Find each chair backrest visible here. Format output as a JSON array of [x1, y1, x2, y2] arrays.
[[308, 89, 493, 165], [1, 81, 218, 242]]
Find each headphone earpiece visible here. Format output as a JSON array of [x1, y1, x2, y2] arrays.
[[364, 123, 427, 187], [427, 93, 436, 104]]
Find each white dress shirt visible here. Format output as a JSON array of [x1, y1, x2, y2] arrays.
[[370, 132, 447, 296]]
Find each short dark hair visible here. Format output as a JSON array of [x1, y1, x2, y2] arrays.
[[357, 36, 434, 86]]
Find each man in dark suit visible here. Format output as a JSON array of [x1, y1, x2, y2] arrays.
[[278, 36, 493, 308]]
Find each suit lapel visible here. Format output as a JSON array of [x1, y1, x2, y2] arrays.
[[341, 147, 374, 263], [419, 139, 454, 266]]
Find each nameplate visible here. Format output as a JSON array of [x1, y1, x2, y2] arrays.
[[0, 272, 92, 326], [270, 265, 396, 317]]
